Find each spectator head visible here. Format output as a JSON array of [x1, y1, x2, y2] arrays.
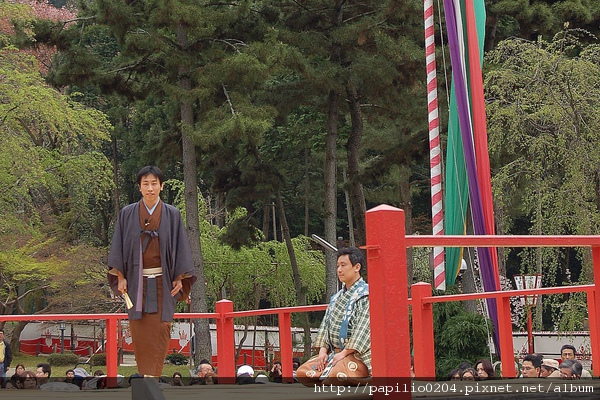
[[540, 359, 559, 378], [559, 359, 577, 379], [236, 365, 255, 385], [36, 363, 51, 379], [560, 344, 577, 361], [475, 359, 495, 379], [461, 368, 477, 381], [559, 359, 583, 379], [448, 368, 462, 381], [458, 361, 472, 370], [521, 354, 541, 378], [21, 371, 37, 389], [65, 369, 75, 379], [197, 363, 214, 378], [15, 363, 26, 376]]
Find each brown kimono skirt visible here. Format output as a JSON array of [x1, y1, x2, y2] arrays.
[[128, 275, 171, 377]]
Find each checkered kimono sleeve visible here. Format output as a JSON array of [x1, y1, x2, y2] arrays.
[[313, 310, 331, 350]]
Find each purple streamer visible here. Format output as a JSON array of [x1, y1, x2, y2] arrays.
[[442, 0, 501, 353]]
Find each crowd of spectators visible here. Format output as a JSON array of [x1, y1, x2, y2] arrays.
[[446, 344, 593, 380]]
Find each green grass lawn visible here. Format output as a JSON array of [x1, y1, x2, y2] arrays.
[[10, 353, 193, 378]]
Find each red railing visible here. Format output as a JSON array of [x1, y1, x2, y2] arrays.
[[1, 205, 599, 394], [365, 205, 600, 388], [0, 306, 327, 386]]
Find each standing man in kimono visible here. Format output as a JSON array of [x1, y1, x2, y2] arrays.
[[297, 246, 370, 384], [108, 166, 197, 377]]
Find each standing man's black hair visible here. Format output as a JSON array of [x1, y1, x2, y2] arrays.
[[336, 247, 366, 270], [136, 166, 165, 185]]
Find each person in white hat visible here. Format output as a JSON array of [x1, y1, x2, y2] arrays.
[[540, 359, 560, 378], [236, 365, 255, 384]]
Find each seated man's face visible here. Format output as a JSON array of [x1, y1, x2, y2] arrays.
[[66, 371, 75, 379]]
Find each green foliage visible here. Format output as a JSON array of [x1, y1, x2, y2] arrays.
[[0, 239, 63, 316], [412, 245, 434, 284], [165, 352, 188, 366], [47, 352, 79, 366], [90, 353, 106, 367], [218, 212, 264, 250], [202, 217, 325, 311], [0, 45, 113, 243], [486, 0, 600, 49], [486, 32, 600, 329], [433, 288, 493, 378]]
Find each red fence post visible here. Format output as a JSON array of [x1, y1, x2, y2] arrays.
[[497, 296, 516, 378], [105, 316, 118, 387], [411, 282, 435, 379], [590, 246, 600, 376], [215, 299, 235, 383], [366, 205, 411, 398], [278, 311, 293, 383]]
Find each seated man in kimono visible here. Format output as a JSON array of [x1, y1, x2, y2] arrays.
[[297, 246, 370, 385]]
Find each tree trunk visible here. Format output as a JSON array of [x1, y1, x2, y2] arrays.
[[322, 0, 345, 301], [9, 321, 28, 355], [342, 167, 355, 246], [276, 190, 311, 355], [304, 148, 310, 237], [398, 166, 413, 292], [345, 83, 367, 246], [178, 23, 211, 366], [324, 89, 339, 301], [262, 194, 271, 241], [112, 135, 120, 217]]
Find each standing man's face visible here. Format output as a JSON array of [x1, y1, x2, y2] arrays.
[[337, 254, 360, 288], [561, 348, 575, 361], [139, 173, 163, 206], [0, 331, 4, 341]]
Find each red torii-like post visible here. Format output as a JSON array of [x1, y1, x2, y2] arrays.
[[366, 205, 412, 399]]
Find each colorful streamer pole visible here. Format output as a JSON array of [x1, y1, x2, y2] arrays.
[[424, 0, 445, 290]]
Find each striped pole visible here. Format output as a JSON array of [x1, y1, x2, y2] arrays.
[[424, 0, 445, 290]]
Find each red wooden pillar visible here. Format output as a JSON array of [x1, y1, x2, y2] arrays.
[[105, 316, 118, 387], [278, 312, 294, 383], [497, 296, 516, 377], [215, 299, 235, 383], [411, 282, 435, 379], [365, 205, 411, 399], [589, 246, 600, 376]]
